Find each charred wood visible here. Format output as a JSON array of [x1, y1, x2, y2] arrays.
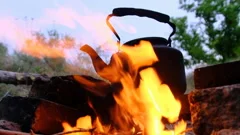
[[188, 84, 240, 135], [0, 96, 93, 134], [28, 75, 114, 108], [28, 75, 126, 130], [29, 75, 190, 127]]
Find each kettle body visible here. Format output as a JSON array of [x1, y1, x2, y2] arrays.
[[124, 37, 186, 97], [106, 8, 187, 97]]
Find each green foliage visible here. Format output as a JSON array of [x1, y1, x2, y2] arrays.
[[0, 43, 8, 69], [172, 0, 240, 67], [0, 43, 7, 56]]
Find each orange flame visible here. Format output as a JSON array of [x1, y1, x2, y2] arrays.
[[138, 68, 186, 135], [62, 116, 92, 135], [22, 39, 65, 58], [62, 41, 186, 135]]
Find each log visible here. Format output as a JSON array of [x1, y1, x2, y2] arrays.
[[188, 84, 240, 135], [0, 96, 94, 134], [0, 70, 50, 85], [0, 69, 113, 97], [28, 75, 114, 108], [194, 60, 240, 89], [28, 75, 122, 128]]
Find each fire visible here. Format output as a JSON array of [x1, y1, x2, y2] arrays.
[[62, 41, 187, 135], [62, 116, 92, 135], [138, 68, 186, 135], [0, 2, 186, 134], [23, 39, 65, 58]]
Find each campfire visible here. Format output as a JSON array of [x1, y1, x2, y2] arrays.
[[0, 7, 191, 135], [62, 40, 187, 135], [0, 40, 188, 135], [1, 6, 240, 135]]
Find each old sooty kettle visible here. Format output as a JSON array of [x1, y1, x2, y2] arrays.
[[106, 7, 187, 97]]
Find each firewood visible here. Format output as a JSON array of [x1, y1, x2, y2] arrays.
[[0, 96, 94, 134], [28, 75, 133, 129], [28, 75, 114, 108], [0, 69, 112, 97], [0, 70, 50, 85], [188, 84, 240, 135], [194, 60, 240, 89]]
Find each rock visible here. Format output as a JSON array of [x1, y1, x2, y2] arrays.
[[211, 129, 240, 135], [188, 84, 240, 135]]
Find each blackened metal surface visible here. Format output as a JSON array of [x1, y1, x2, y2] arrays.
[[124, 38, 187, 97]]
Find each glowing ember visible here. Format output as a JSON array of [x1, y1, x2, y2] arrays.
[[62, 41, 187, 135]]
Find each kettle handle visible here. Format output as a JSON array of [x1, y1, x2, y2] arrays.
[[106, 7, 176, 46]]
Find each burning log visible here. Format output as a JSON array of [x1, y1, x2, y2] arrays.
[[0, 96, 93, 134], [188, 84, 240, 135], [28, 75, 120, 128], [0, 70, 50, 85]]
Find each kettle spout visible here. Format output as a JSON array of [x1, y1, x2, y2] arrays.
[[80, 44, 139, 87], [80, 44, 108, 74]]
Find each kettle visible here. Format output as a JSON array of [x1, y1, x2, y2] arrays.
[[106, 7, 187, 97]]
